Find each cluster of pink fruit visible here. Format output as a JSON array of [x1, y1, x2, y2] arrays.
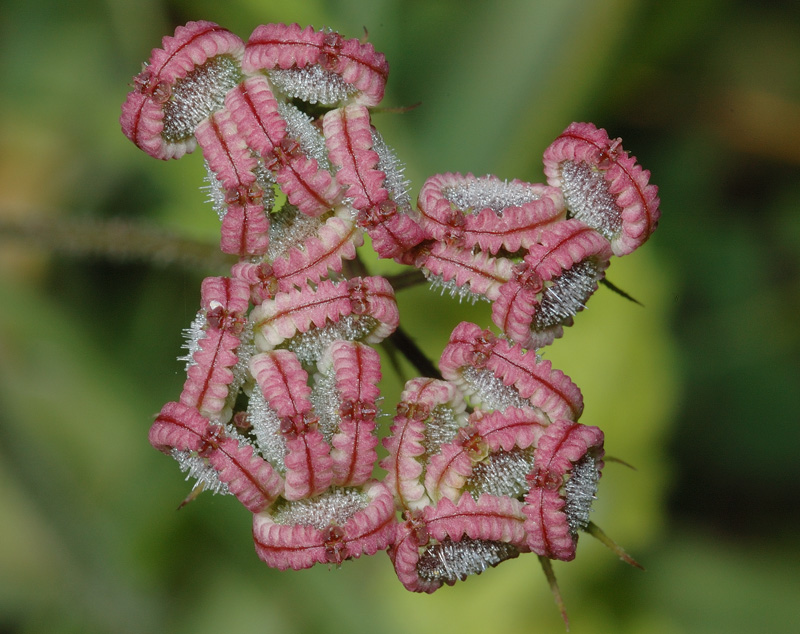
[[121, 20, 659, 605]]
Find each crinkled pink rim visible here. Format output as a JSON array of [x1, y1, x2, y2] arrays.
[[225, 74, 288, 158], [542, 122, 660, 256], [418, 241, 513, 301], [250, 276, 398, 352], [324, 105, 425, 257], [120, 21, 244, 160], [271, 214, 362, 292], [253, 480, 396, 570], [250, 349, 333, 499], [390, 494, 526, 592], [325, 341, 382, 486], [180, 329, 241, 418], [523, 419, 604, 561], [438, 322, 583, 422], [244, 25, 388, 106], [474, 406, 549, 453], [149, 402, 284, 512], [417, 172, 565, 254], [381, 378, 464, 510], [492, 219, 611, 347]]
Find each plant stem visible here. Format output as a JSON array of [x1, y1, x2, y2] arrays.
[[387, 326, 443, 380], [0, 213, 236, 273]]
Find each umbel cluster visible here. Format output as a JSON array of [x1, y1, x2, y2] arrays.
[[121, 20, 659, 610]]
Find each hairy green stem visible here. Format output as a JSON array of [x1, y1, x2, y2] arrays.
[[0, 213, 235, 273]]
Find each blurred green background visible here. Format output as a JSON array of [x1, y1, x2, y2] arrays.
[[1, 0, 798, 632]]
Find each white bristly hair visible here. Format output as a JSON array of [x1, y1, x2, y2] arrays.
[[466, 448, 536, 500], [460, 366, 532, 411], [443, 176, 540, 214], [310, 365, 341, 444], [171, 449, 230, 496], [177, 311, 207, 371], [533, 260, 599, 329], [424, 272, 488, 305], [286, 315, 379, 365], [564, 453, 600, 534], [270, 487, 369, 529], [248, 385, 287, 472], [416, 537, 519, 582], [371, 128, 412, 210], [268, 65, 358, 106], [277, 101, 331, 170], [560, 160, 622, 240], [162, 55, 242, 143]]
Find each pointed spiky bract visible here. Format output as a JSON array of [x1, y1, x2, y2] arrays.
[[125, 19, 659, 610]]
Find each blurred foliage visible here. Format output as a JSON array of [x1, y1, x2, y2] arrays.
[[0, 0, 798, 632]]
